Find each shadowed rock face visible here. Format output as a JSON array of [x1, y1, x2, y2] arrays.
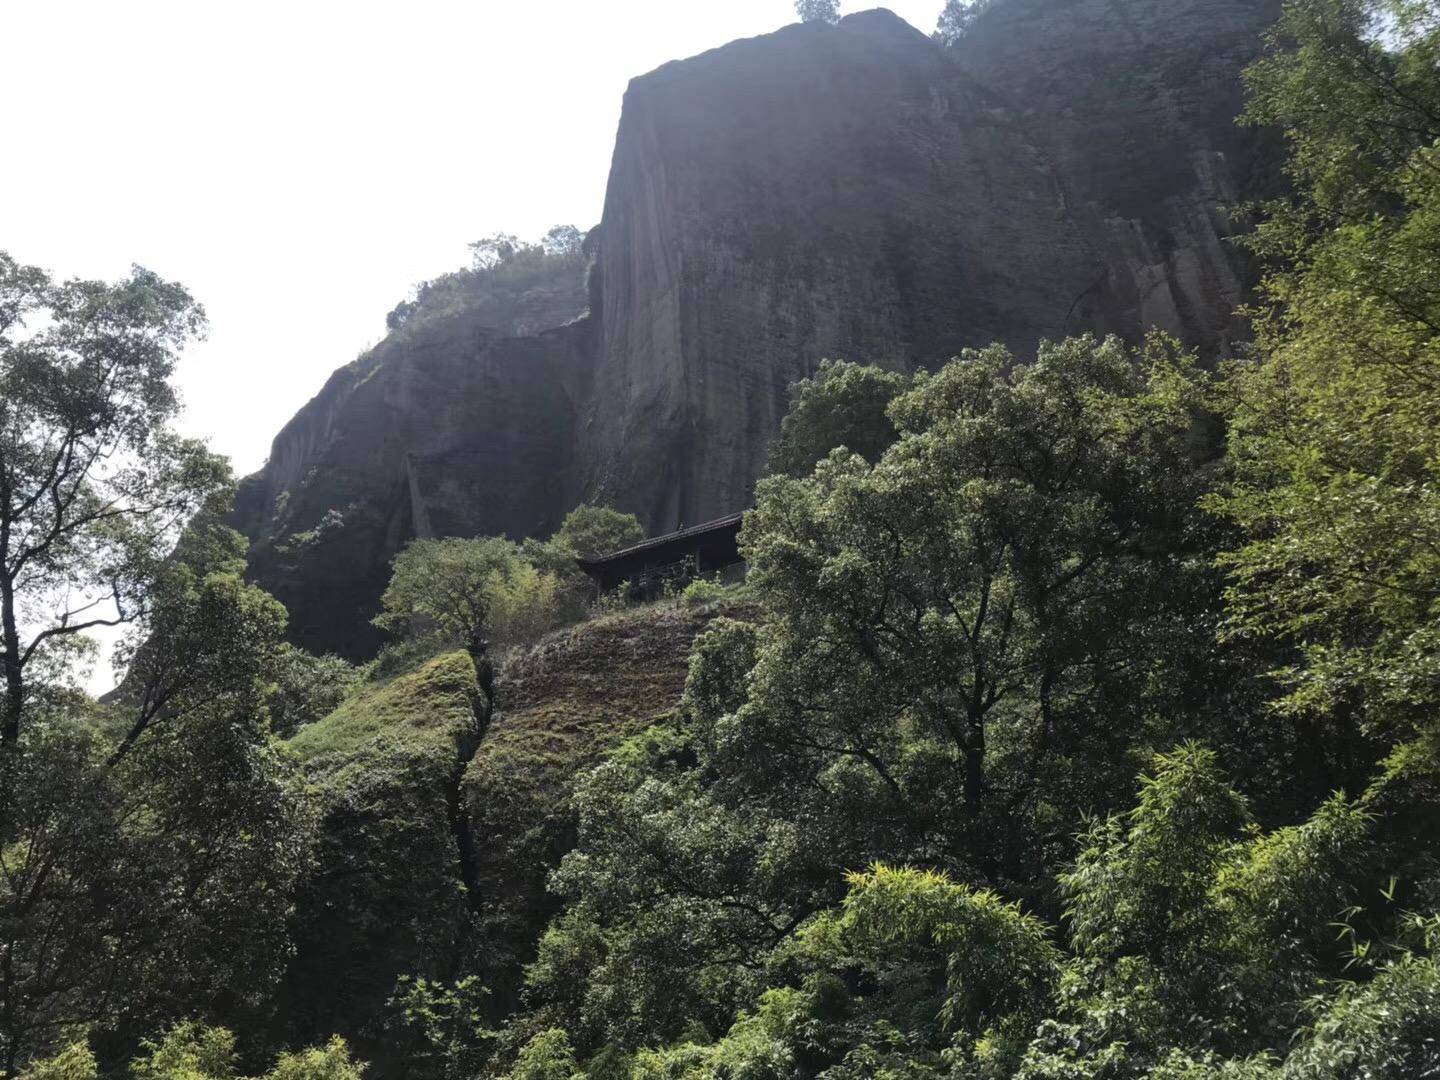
[[238, 0, 1282, 658], [234, 306, 594, 658]]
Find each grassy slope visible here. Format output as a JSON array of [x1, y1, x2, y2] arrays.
[[464, 593, 757, 1007], [290, 649, 480, 765], [276, 652, 482, 1060]]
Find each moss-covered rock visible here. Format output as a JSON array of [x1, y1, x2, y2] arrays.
[[268, 599, 755, 1056], [275, 653, 483, 1064]]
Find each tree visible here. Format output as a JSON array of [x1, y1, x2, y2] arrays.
[[0, 522, 312, 1072], [542, 742, 1398, 1078], [106, 520, 289, 762], [769, 360, 910, 477], [23, 1021, 366, 1080], [506, 1029, 577, 1080], [832, 864, 1061, 1067], [735, 336, 1214, 853], [536, 721, 799, 1048], [467, 234, 521, 272], [386, 976, 495, 1080], [391, 226, 592, 338], [795, 0, 840, 25], [374, 537, 562, 704], [0, 253, 226, 750], [265, 646, 357, 738], [934, 0, 994, 45], [548, 504, 644, 561], [522, 337, 1224, 1052], [540, 226, 584, 258], [523, 504, 646, 621], [1212, 0, 1440, 745]]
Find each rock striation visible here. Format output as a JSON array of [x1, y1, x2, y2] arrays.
[[238, 0, 1283, 658]]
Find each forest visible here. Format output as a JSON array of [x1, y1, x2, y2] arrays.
[[2, 0, 1438, 1077]]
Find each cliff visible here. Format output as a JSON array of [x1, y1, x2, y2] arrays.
[[581, 0, 1277, 525], [238, 0, 1282, 658], [233, 279, 594, 657]]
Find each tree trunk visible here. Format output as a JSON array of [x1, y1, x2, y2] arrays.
[[963, 719, 986, 819], [0, 572, 22, 748]]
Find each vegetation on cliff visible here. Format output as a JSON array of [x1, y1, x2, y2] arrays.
[[5, 1, 1440, 1078], [384, 227, 589, 337]]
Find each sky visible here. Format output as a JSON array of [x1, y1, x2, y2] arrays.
[[2, 0, 946, 479]]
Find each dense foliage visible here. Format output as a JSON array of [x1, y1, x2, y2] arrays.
[[5, 1, 1440, 1077], [0, 255, 226, 749], [481, 2, 1440, 1075], [375, 537, 563, 685], [373, 505, 646, 697], [23, 1022, 364, 1080], [0, 517, 313, 1073], [769, 360, 909, 477], [794, 0, 841, 26]]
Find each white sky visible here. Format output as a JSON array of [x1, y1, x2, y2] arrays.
[[2, 0, 946, 479]]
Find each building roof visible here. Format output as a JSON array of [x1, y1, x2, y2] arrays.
[[576, 512, 746, 568]]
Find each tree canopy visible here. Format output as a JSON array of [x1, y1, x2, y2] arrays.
[[768, 360, 909, 477], [934, 0, 995, 44], [375, 536, 563, 669], [794, 0, 840, 25], [0, 254, 227, 748]]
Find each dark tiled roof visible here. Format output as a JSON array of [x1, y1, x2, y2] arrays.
[[577, 512, 746, 567]]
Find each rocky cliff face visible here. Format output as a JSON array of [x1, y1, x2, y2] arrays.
[[234, 293, 594, 657], [581, 0, 1278, 526], [239, 0, 1282, 658]]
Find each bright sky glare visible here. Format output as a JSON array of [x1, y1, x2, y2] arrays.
[[2, 0, 945, 479]]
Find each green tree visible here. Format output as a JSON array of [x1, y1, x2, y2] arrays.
[[1016, 746, 1377, 1075], [19, 1021, 367, 1080], [525, 337, 1225, 1050], [795, 0, 840, 25], [1282, 955, 1440, 1079], [737, 335, 1214, 846], [0, 253, 226, 749], [387, 976, 495, 1080], [536, 721, 797, 1048], [1212, 0, 1440, 749], [834, 864, 1060, 1068], [523, 505, 645, 621], [388, 226, 590, 334], [0, 523, 312, 1072], [548, 505, 644, 561], [265, 646, 357, 738], [769, 360, 910, 477], [541, 226, 585, 258], [106, 520, 290, 761], [374, 536, 562, 704], [468, 234, 523, 272], [19, 1040, 96, 1080], [506, 1029, 578, 1080]]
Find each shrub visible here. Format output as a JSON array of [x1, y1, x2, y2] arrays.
[[680, 577, 724, 609]]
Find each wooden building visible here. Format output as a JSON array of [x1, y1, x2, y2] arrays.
[[577, 512, 745, 597]]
